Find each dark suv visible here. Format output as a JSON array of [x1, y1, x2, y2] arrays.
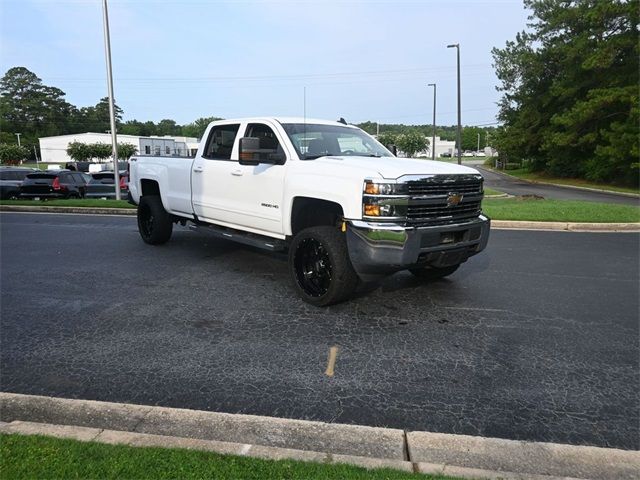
[[0, 167, 36, 200], [20, 170, 88, 199], [85, 171, 129, 199]]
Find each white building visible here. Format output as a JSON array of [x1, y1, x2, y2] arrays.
[[391, 135, 457, 158], [38, 133, 199, 163]]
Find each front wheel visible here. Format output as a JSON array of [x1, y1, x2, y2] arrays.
[[137, 195, 173, 245], [288, 226, 359, 307], [409, 264, 460, 281]]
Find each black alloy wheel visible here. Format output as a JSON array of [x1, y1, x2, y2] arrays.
[[137, 195, 173, 245], [288, 226, 359, 306], [293, 237, 333, 298]]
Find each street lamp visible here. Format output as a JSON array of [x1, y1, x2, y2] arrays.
[[427, 83, 436, 161], [101, 0, 121, 200], [15, 133, 21, 147], [447, 43, 462, 165]]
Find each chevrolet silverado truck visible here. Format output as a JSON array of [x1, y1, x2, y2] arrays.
[[129, 117, 490, 306]]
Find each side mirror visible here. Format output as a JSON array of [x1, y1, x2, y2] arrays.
[[239, 137, 286, 166], [239, 137, 260, 166]]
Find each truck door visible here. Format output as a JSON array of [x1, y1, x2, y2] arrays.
[[232, 122, 287, 234], [191, 121, 286, 236]]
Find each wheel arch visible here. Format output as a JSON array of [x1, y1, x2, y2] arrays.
[[289, 197, 345, 237]]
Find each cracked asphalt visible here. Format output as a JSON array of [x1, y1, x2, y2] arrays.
[[1, 212, 638, 450]]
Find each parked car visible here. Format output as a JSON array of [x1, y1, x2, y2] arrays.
[[0, 167, 36, 200], [85, 171, 129, 199], [19, 170, 88, 199]]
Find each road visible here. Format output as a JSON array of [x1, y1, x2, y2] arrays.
[[1, 212, 638, 450], [476, 165, 640, 206]]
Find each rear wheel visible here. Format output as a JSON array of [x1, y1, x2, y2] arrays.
[[289, 226, 359, 306], [137, 195, 173, 245], [7, 192, 19, 200], [409, 264, 460, 281]]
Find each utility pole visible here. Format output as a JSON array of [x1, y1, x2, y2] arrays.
[[33, 146, 39, 169], [376, 122, 379, 136], [427, 83, 436, 161], [447, 43, 462, 165], [477, 132, 480, 154], [15, 133, 21, 147], [102, 0, 121, 200]]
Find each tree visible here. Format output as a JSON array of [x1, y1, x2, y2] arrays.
[[117, 142, 137, 159], [492, 0, 639, 185], [0, 144, 29, 164], [376, 132, 397, 150], [0, 67, 76, 152], [156, 119, 180, 136], [66, 141, 93, 162], [395, 131, 428, 157], [182, 116, 222, 139]]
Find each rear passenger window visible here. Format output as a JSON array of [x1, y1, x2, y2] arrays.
[[73, 173, 85, 183], [203, 124, 240, 160]]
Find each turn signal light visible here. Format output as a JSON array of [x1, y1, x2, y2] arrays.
[[364, 181, 379, 195]]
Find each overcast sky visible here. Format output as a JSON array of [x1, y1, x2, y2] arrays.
[[1, 0, 530, 126]]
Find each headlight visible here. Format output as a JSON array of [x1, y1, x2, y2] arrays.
[[363, 180, 408, 195]]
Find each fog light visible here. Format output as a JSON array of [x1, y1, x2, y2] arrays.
[[364, 204, 380, 216]]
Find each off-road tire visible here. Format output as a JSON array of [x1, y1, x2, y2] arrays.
[[289, 226, 359, 306], [137, 195, 173, 245], [409, 264, 460, 281]]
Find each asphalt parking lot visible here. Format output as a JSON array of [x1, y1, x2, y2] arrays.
[[1, 212, 638, 450]]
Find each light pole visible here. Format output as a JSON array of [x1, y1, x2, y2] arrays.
[[447, 43, 461, 165], [102, 0, 121, 200], [427, 83, 436, 161], [15, 133, 21, 147], [477, 132, 480, 154]]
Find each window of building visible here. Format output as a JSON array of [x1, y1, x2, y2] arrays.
[[144, 145, 151, 155], [165, 146, 171, 155], [154, 145, 161, 156]]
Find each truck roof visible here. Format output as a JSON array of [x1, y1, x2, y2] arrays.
[[213, 117, 358, 128]]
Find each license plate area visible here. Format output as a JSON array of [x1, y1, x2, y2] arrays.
[[440, 230, 466, 245]]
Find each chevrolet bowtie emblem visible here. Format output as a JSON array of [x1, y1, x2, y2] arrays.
[[446, 193, 463, 206]]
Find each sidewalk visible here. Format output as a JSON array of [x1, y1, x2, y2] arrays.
[[1, 392, 638, 480]]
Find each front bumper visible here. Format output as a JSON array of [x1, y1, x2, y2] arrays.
[[346, 215, 490, 280]]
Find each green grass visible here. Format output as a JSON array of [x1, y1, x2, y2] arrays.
[[0, 199, 135, 209], [483, 188, 503, 196], [0, 433, 451, 480], [495, 168, 640, 195], [483, 198, 640, 223], [2, 196, 638, 223]]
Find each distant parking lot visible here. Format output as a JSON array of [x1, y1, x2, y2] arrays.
[[1, 212, 638, 450]]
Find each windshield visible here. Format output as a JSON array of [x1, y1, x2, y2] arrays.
[[282, 123, 394, 160]]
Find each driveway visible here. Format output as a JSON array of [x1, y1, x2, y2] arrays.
[[476, 166, 639, 206], [1, 212, 638, 450]]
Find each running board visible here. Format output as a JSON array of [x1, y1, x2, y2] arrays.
[[188, 222, 286, 252]]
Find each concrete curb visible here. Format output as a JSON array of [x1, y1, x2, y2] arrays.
[[0, 205, 136, 215], [491, 220, 640, 232], [482, 167, 640, 199], [2, 205, 638, 232], [1, 393, 638, 479]]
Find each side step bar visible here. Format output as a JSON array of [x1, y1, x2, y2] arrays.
[[188, 222, 286, 252]]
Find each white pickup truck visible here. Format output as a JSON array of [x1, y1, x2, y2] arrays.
[[129, 117, 490, 306]]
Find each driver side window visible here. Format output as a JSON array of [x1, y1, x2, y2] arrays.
[[243, 123, 286, 163]]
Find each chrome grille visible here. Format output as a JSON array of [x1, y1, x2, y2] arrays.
[[406, 176, 483, 196], [405, 175, 483, 225]]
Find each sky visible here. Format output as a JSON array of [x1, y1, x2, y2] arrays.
[[0, 0, 530, 127]]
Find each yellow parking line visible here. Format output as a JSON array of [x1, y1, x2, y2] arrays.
[[325, 346, 338, 377]]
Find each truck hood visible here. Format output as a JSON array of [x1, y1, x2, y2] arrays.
[[308, 155, 481, 179]]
